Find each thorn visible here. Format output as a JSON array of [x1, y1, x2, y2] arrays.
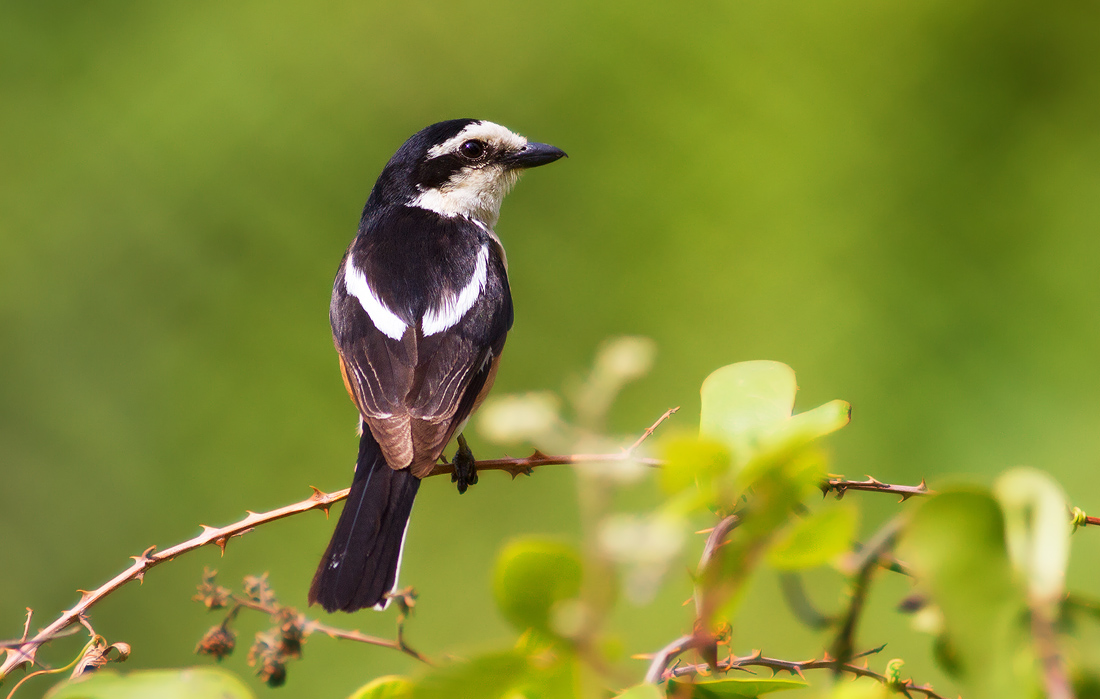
[[245, 510, 257, 517], [308, 485, 325, 499], [216, 537, 229, 555], [135, 572, 145, 584], [918, 478, 928, 491], [321, 506, 330, 518], [200, 525, 219, 537], [681, 597, 693, 607], [530, 449, 548, 461], [696, 527, 715, 535], [131, 546, 157, 565], [865, 475, 884, 486]]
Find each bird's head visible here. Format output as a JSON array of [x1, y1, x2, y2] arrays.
[[374, 119, 566, 228]]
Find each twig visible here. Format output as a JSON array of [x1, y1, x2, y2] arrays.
[[822, 476, 932, 501], [425, 406, 678, 478], [694, 515, 741, 620], [229, 595, 428, 664], [829, 517, 905, 674], [643, 514, 742, 685], [663, 649, 942, 699], [644, 635, 696, 685], [1, 408, 679, 681], [778, 574, 836, 630], [0, 488, 348, 680], [1072, 507, 1100, 531]]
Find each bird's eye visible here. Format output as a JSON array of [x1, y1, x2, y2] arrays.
[[459, 139, 486, 159]]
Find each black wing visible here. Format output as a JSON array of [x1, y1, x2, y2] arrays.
[[331, 207, 513, 474]]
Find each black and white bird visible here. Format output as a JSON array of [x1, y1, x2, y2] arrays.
[[309, 119, 566, 613]]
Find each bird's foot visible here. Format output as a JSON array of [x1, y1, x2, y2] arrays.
[[451, 434, 479, 494]]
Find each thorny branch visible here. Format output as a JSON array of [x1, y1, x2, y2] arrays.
[[192, 571, 428, 686], [424, 406, 679, 478], [829, 517, 906, 675], [0, 408, 679, 683], [3, 400, 1097, 687], [663, 648, 943, 699]]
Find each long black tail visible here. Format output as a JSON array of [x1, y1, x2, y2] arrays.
[[309, 429, 420, 612]]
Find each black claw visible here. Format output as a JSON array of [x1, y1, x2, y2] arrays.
[[453, 435, 478, 494]]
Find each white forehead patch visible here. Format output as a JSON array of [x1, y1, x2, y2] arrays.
[[427, 121, 527, 160]]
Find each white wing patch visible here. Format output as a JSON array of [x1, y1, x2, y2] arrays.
[[422, 244, 489, 336], [344, 256, 408, 340]]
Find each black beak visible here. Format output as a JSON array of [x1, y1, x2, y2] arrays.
[[506, 142, 567, 169]]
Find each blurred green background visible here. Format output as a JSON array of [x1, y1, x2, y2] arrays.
[[3, 0, 1100, 696]]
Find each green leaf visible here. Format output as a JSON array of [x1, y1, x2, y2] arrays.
[[767, 502, 858, 570], [667, 676, 808, 698], [493, 537, 583, 634], [409, 651, 530, 699], [993, 467, 1071, 607], [898, 489, 1038, 697], [47, 667, 254, 698], [699, 363, 849, 478], [350, 675, 414, 699], [659, 435, 732, 496], [614, 682, 664, 698], [700, 361, 797, 461]]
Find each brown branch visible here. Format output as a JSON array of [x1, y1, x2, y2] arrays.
[[1, 408, 680, 682], [822, 476, 932, 501], [425, 406, 678, 478], [663, 649, 942, 699], [643, 514, 742, 685], [1072, 507, 1100, 531], [0, 489, 351, 680], [829, 517, 904, 674], [229, 595, 428, 664]]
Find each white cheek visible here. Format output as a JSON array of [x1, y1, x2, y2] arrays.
[[409, 165, 520, 227]]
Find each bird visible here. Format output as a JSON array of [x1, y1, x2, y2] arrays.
[[309, 119, 566, 613]]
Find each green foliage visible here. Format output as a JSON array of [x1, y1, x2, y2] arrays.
[[349, 675, 414, 699], [666, 677, 809, 698], [767, 503, 858, 570], [407, 651, 532, 699], [613, 683, 664, 699], [493, 538, 583, 636], [10, 354, 1100, 699], [47, 667, 253, 699], [899, 490, 1034, 696]]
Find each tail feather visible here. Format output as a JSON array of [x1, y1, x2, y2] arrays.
[[309, 429, 420, 612]]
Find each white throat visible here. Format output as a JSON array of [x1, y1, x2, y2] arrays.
[[410, 167, 521, 228]]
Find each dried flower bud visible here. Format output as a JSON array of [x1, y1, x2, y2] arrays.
[[195, 625, 236, 661], [242, 573, 277, 607], [248, 631, 288, 688], [274, 607, 307, 658], [193, 569, 233, 610], [71, 640, 130, 679]]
